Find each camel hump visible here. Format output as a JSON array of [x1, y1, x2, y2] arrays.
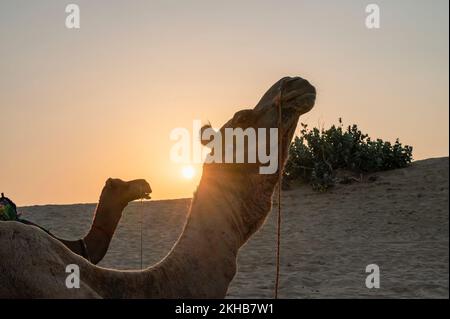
[[0, 222, 55, 264], [0, 222, 101, 298], [0, 221, 75, 261]]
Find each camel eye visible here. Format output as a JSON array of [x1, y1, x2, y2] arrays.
[[200, 124, 219, 147], [235, 114, 247, 122]]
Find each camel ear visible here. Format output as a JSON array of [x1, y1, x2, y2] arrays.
[[200, 123, 218, 148], [105, 178, 120, 189], [106, 178, 114, 188]]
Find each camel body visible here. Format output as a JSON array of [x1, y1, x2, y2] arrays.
[[0, 77, 316, 298]]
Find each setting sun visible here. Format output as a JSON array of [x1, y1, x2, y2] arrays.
[[181, 165, 196, 180]]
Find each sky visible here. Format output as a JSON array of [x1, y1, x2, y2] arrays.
[[0, 0, 448, 206]]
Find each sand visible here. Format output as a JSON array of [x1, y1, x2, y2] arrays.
[[19, 157, 449, 298]]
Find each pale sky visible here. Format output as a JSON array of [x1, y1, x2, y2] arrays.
[[0, 0, 448, 206]]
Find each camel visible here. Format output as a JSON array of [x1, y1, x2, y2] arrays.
[[22, 178, 151, 264], [0, 76, 316, 298], [2, 179, 150, 264]]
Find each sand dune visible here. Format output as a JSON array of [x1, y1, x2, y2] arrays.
[[19, 157, 449, 298]]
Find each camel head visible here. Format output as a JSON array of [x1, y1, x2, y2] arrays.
[[199, 76, 316, 241], [201, 76, 316, 176]]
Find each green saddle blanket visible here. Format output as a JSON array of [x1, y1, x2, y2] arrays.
[[0, 193, 19, 221]]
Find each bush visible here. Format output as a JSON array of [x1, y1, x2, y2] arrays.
[[284, 118, 413, 191]]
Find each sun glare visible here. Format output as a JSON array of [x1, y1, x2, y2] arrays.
[[181, 165, 196, 179]]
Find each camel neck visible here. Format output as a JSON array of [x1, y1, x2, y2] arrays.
[[146, 174, 246, 298], [110, 172, 275, 299], [83, 202, 124, 264]]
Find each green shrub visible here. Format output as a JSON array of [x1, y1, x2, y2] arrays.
[[284, 118, 413, 191]]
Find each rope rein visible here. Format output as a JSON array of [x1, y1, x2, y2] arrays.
[[274, 83, 284, 299], [139, 188, 144, 270]]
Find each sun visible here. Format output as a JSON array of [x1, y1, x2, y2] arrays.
[[181, 165, 196, 179]]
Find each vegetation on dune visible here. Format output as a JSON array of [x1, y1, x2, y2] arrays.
[[283, 118, 413, 191]]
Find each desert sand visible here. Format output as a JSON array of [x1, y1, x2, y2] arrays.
[[19, 157, 449, 298]]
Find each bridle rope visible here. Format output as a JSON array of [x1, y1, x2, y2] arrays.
[[275, 82, 284, 299], [139, 187, 144, 270]]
